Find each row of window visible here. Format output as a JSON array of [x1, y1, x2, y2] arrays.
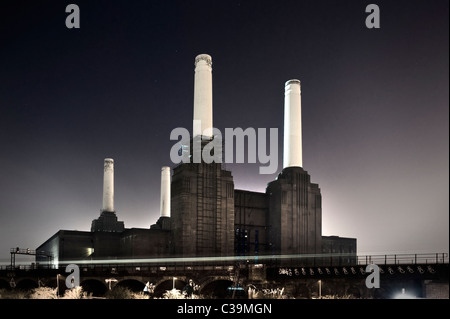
[[235, 228, 259, 254]]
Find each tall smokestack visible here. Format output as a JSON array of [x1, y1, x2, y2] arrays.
[[193, 54, 213, 138], [283, 79, 303, 168], [102, 158, 114, 212], [160, 166, 171, 218]]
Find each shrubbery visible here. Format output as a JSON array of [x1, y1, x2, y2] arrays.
[[0, 288, 29, 299], [0, 286, 358, 299], [0, 286, 92, 299], [104, 286, 149, 299], [29, 287, 58, 299]]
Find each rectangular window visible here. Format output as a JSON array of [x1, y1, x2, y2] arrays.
[[183, 177, 190, 193]]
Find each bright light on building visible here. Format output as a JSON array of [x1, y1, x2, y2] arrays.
[[393, 288, 416, 299]]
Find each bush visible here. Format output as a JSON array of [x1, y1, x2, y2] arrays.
[[29, 287, 58, 299], [62, 286, 92, 299], [104, 286, 135, 299], [162, 288, 185, 299], [0, 288, 29, 299], [103, 286, 152, 299], [131, 292, 150, 299]]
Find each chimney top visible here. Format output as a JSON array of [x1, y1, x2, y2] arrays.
[[285, 79, 301, 87], [195, 54, 212, 67]]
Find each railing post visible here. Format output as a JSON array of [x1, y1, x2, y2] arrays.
[[414, 254, 417, 264]]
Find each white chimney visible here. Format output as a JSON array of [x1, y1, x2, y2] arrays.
[[160, 166, 171, 218], [283, 79, 303, 168], [193, 54, 213, 138], [102, 158, 114, 212]]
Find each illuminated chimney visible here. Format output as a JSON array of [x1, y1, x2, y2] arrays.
[[160, 166, 171, 218], [193, 54, 213, 138], [102, 158, 114, 212], [283, 79, 303, 168]]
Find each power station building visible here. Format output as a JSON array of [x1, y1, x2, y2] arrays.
[[36, 54, 356, 266]]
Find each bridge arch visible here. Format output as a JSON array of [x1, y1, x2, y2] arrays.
[[153, 277, 187, 297], [291, 282, 310, 298], [199, 277, 235, 299], [15, 278, 38, 290], [0, 279, 10, 290], [346, 284, 362, 298], [115, 279, 146, 292], [81, 279, 108, 297]]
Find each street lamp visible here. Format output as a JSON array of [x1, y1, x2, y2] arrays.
[[318, 280, 322, 298], [105, 278, 118, 290], [56, 274, 60, 298], [173, 277, 177, 290]]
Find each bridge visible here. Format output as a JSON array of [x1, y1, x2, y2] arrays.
[[0, 253, 448, 298]]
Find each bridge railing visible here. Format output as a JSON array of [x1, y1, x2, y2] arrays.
[[1, 252, 447, 272], [242, 252, 449, 268], [357, 253, 448, 266]]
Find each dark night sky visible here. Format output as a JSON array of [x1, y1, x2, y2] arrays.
[[0, 0, 448, 264]]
